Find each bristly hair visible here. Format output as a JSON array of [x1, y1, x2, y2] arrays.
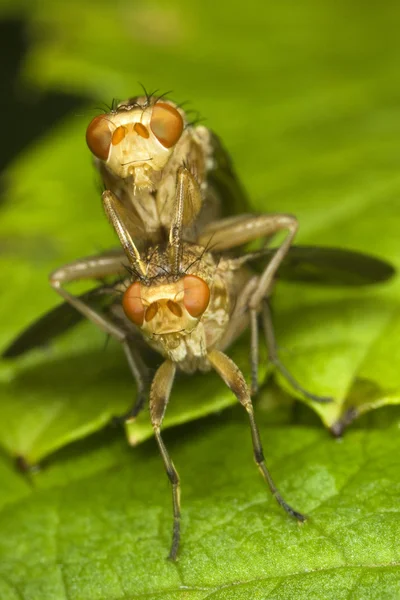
[[111, 97, 121, 112], [183, 239, 213, 275], [144, 249, 176, 284], [175, 99, 190, 110], [184, 108, 205, 128], [93, 101, 114, 115], [124, 240, 211, 288], [154, 89, 173, 104], [115, 87, 160, 112], [124, 263, 147, 283], [120, 87, 179, 113], [123, 246, 176, 285], [94, 88, 200, 124], [139, 83, 158, 106]]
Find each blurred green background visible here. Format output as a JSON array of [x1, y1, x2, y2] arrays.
[[0, 1, 400, 598]]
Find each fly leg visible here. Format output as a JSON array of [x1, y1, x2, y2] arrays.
[[114, 339, 149, 422], [168, 166, 202, 274], [149, 360, 181, 560], [49, 252, 130, 340], [208, 349, 305, 522], [198, 212, 297, 252], [223, 282, 332, 402], [200, 214, 332, 402], [249, 287, 331, 402], [261, 299, 332, 403], [49, 253, 149, 420], [216, 275, 262, 395], [249, 308, 260, 396], [102, 191, 146, 273], [200, 213, 300, 383]]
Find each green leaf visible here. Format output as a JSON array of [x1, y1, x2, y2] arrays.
[[0, 406, 400, 599], [2, 1, 400, 594]]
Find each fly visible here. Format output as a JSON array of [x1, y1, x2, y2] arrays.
[[85, 90, 249, 244]]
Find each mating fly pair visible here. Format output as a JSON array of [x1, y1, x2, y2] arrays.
[[3, 93, 395, 560]]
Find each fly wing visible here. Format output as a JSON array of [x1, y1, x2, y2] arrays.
[[208, 131, 251, 217], [248, 245, 396, 286], [2, 286, 117, 358]]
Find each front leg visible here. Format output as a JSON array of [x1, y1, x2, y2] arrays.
[[261, 299, 332, 403], [149, 360, 181, 560], [49, 253, 148, 420], [168, 166, 203, 274]]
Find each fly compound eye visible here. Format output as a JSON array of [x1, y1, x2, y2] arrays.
[[150, 102, 184, 148], [86, 115, 112, 160], [182, 275, 210, 318], [122, 282, 145, 326]]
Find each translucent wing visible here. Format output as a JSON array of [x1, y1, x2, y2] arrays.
[[2, 286, 116, 358], [249, 245, 395, 286], [208, 132, 251, 217]]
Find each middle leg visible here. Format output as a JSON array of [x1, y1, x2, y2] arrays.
[[49, 254, 149, 420], [261, 299, 332, 403]]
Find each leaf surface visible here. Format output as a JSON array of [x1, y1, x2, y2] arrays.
[[1, 406, 400, 599]]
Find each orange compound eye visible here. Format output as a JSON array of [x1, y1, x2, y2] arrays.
[[122, 282, 145, 326], [183, 275, 210, 318], [86, 115, 112, 161], [150, 102, 183, 148], [111, 125, 127, 145]]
